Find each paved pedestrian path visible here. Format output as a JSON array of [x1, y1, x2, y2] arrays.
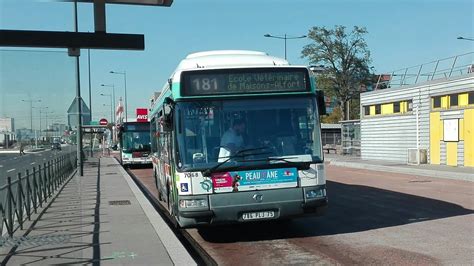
[[325, 154, 474, 181], [0, 157, 195, 265]]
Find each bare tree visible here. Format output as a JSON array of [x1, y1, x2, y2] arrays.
[[302, 25, 371, 120]]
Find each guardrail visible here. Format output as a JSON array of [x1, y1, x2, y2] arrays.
[[376, 52, 474, 89], [0, 151, 77, 237]]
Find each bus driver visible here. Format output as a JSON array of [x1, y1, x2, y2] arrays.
[[218, 119, 245, 162]]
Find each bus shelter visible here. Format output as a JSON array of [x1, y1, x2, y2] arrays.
[[340, 120, 361, 156], [81, 125, 109, 157]]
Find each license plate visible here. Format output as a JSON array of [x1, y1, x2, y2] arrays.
[[242, 211, 275, 220]]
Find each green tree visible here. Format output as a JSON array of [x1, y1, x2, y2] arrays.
[[321, 106, 343, 123], [302, 25, 372, 120]]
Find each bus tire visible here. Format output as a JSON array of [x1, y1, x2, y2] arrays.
[[166, 188, 180, 229], [154, 171, 163, 201], [166, 183, 172, 213]]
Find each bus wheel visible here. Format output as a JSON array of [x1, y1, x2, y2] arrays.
[[166, 183, 172, 213], [166, 185, 180, 228], [154, 172, 163, 201]]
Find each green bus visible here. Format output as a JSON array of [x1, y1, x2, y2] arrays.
[[119, 121, 152, 166], [150, 50, 327, 228]]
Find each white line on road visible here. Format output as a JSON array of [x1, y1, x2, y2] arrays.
[[31, 162, 36, 165], [6, 168, 16, 173], [0, 165, 3, 167]]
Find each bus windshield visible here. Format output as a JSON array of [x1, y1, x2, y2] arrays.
[[122, 131, 151, 153], [175, 97, 322, 170]]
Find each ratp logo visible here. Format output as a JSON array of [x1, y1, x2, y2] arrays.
[[200, 179, 212, 192]]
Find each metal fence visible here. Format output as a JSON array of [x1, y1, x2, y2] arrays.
[[0, 152, 77, 236], [376, 52, 474, 89]]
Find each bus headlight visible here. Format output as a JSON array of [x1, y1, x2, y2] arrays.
[[305, 188, 325, 199], [179, 199, 208, 208]]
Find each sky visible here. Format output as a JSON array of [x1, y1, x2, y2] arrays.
[[0, 0, 473, 129]]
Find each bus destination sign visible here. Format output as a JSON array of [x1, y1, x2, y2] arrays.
[[181, 68, 309, 96]]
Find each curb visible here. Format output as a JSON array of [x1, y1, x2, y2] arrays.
[[113, 159, 197, 266], [25, 148, 46, 153], [329, 160, 474, 182]]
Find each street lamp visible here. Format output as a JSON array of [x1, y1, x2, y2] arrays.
[[102, 104, 113, 123], [100, 93, 113, 122], [21, 99, 41, 131], [43, 111, 55, 142], [264, 33, 307, 60], [457, 36, 474, 41], [110, 71, 128, 122], [32, 106, 48, 140], [101, 83, 116, 123]]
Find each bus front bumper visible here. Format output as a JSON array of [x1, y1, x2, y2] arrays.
[[176, 185, 327, 228]]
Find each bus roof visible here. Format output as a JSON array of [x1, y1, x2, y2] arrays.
[[150, 50, 313, 115], [177, 50, 289, 71]]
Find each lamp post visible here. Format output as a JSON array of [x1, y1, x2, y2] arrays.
[[457, 36, 474, 41], [101, 83, 116, 123], [32, 106, 48, 142], [21, 99, 41, 132], [110, 71, 128, 122], [100, 93, 113, 122], [103, 104, 113, 122], [264, 33, 307, 60], [43, 111, 54, 143]]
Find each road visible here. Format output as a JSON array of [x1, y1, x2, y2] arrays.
[[130, 164, 474, 265], [0, 147, 75, 186]]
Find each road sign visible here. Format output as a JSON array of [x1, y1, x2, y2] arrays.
[[99, 118, 108, 125]]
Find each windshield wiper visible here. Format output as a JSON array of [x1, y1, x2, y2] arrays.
[[238, 155, 313, 167], [202, 147, 271, 176]]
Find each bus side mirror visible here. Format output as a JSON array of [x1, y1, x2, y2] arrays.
[[316, 90, 327, 116], [162, 97, 174, 131]]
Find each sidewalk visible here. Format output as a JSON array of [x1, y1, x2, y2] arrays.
[[0, 157, 195, 265], [325, 154, 474, 182]]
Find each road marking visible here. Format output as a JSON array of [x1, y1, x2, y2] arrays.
[[31, 162, 36, 165], [7, 168, 16, 173], [0, 165, 3, 167]]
